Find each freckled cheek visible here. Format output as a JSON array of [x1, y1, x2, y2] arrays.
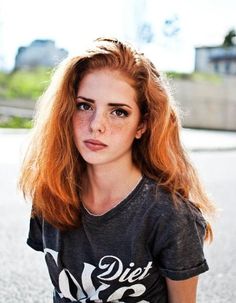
[[106, 118, 135, 135], [109, 120, 138, 138], [72, 113, 136, 136], [72, 113, 90, 131]]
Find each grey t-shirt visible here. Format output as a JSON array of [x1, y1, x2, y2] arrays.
[[27, 176, 209, 302]]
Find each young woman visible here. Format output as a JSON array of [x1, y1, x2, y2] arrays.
[[19, 37, 215, 303]]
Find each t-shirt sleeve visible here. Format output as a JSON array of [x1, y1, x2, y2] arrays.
[[152, 200, 209, 281], [27, 212, 44, 252]]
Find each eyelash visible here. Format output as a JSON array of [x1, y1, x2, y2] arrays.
[[111, 108, 129, 117], [76, 102, 129, 118], [76, 102, 92, 111]]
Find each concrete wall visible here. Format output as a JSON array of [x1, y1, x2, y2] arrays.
[[172, 77, 236, 130], [1, 77, 236, 131]]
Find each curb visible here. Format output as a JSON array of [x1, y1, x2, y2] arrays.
[[189, 146, 236, 152], [1, 128, 236, 152], [0, 128, 30, 134]]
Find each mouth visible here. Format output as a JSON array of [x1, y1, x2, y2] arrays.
[[84, 139, 108, 151], [84, 139, 107, 146]]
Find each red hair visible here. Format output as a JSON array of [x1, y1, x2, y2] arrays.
[[19, 37, 215, 240]]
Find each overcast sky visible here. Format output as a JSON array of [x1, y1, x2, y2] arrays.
[[0, 0, 235, 72]]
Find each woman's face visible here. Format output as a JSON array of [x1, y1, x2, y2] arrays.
[[72, 69, 146, 167]]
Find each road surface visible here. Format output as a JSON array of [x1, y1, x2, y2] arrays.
[[0, 130, 235, 302]]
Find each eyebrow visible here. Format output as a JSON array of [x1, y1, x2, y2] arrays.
[[76, 96, 132, 109]]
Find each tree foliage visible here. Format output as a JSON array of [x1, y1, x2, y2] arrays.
[[223, 29, 236, 47]]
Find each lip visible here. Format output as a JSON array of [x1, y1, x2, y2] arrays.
[[84, 139, 107, 151]]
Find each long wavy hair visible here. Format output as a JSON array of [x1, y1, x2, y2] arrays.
[[19, 37, 215, 240]]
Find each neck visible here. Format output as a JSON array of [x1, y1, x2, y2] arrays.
[[81, 160, 142, 213]]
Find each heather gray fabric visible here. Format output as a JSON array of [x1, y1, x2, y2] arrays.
[[27, 176, 208, 302]]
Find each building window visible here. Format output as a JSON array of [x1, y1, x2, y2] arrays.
[[225, 62, 231, 74], [214, 62, 219, 73]]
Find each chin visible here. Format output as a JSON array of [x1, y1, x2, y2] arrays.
[[80, 154, 108, 166]]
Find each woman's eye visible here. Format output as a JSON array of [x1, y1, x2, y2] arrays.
[[112, 108, 129, 117], [76, 102, 92, 111]]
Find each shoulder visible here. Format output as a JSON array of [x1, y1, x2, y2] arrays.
[[140, 176, 206, 227], [142, 178, 209, 280]]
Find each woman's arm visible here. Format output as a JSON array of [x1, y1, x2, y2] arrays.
[[166, 276, 199, 303]]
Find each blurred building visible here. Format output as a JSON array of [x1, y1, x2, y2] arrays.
[[195, 45, 236, 75], [14, 40, 68, 70]]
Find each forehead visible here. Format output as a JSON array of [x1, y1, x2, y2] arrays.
[[77, 69, 137, 103]]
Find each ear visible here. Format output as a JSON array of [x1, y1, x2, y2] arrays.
[[135, 120, 147, 139]]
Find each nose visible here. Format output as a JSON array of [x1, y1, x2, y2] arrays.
[[89, 110, 106, 134]]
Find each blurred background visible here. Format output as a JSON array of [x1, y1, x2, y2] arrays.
[[0, 0, 236, 302]]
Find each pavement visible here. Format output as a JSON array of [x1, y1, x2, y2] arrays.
[[0, 127, 236, 152], [180, 128, 236, 151], [0, 127, 236, 303]]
